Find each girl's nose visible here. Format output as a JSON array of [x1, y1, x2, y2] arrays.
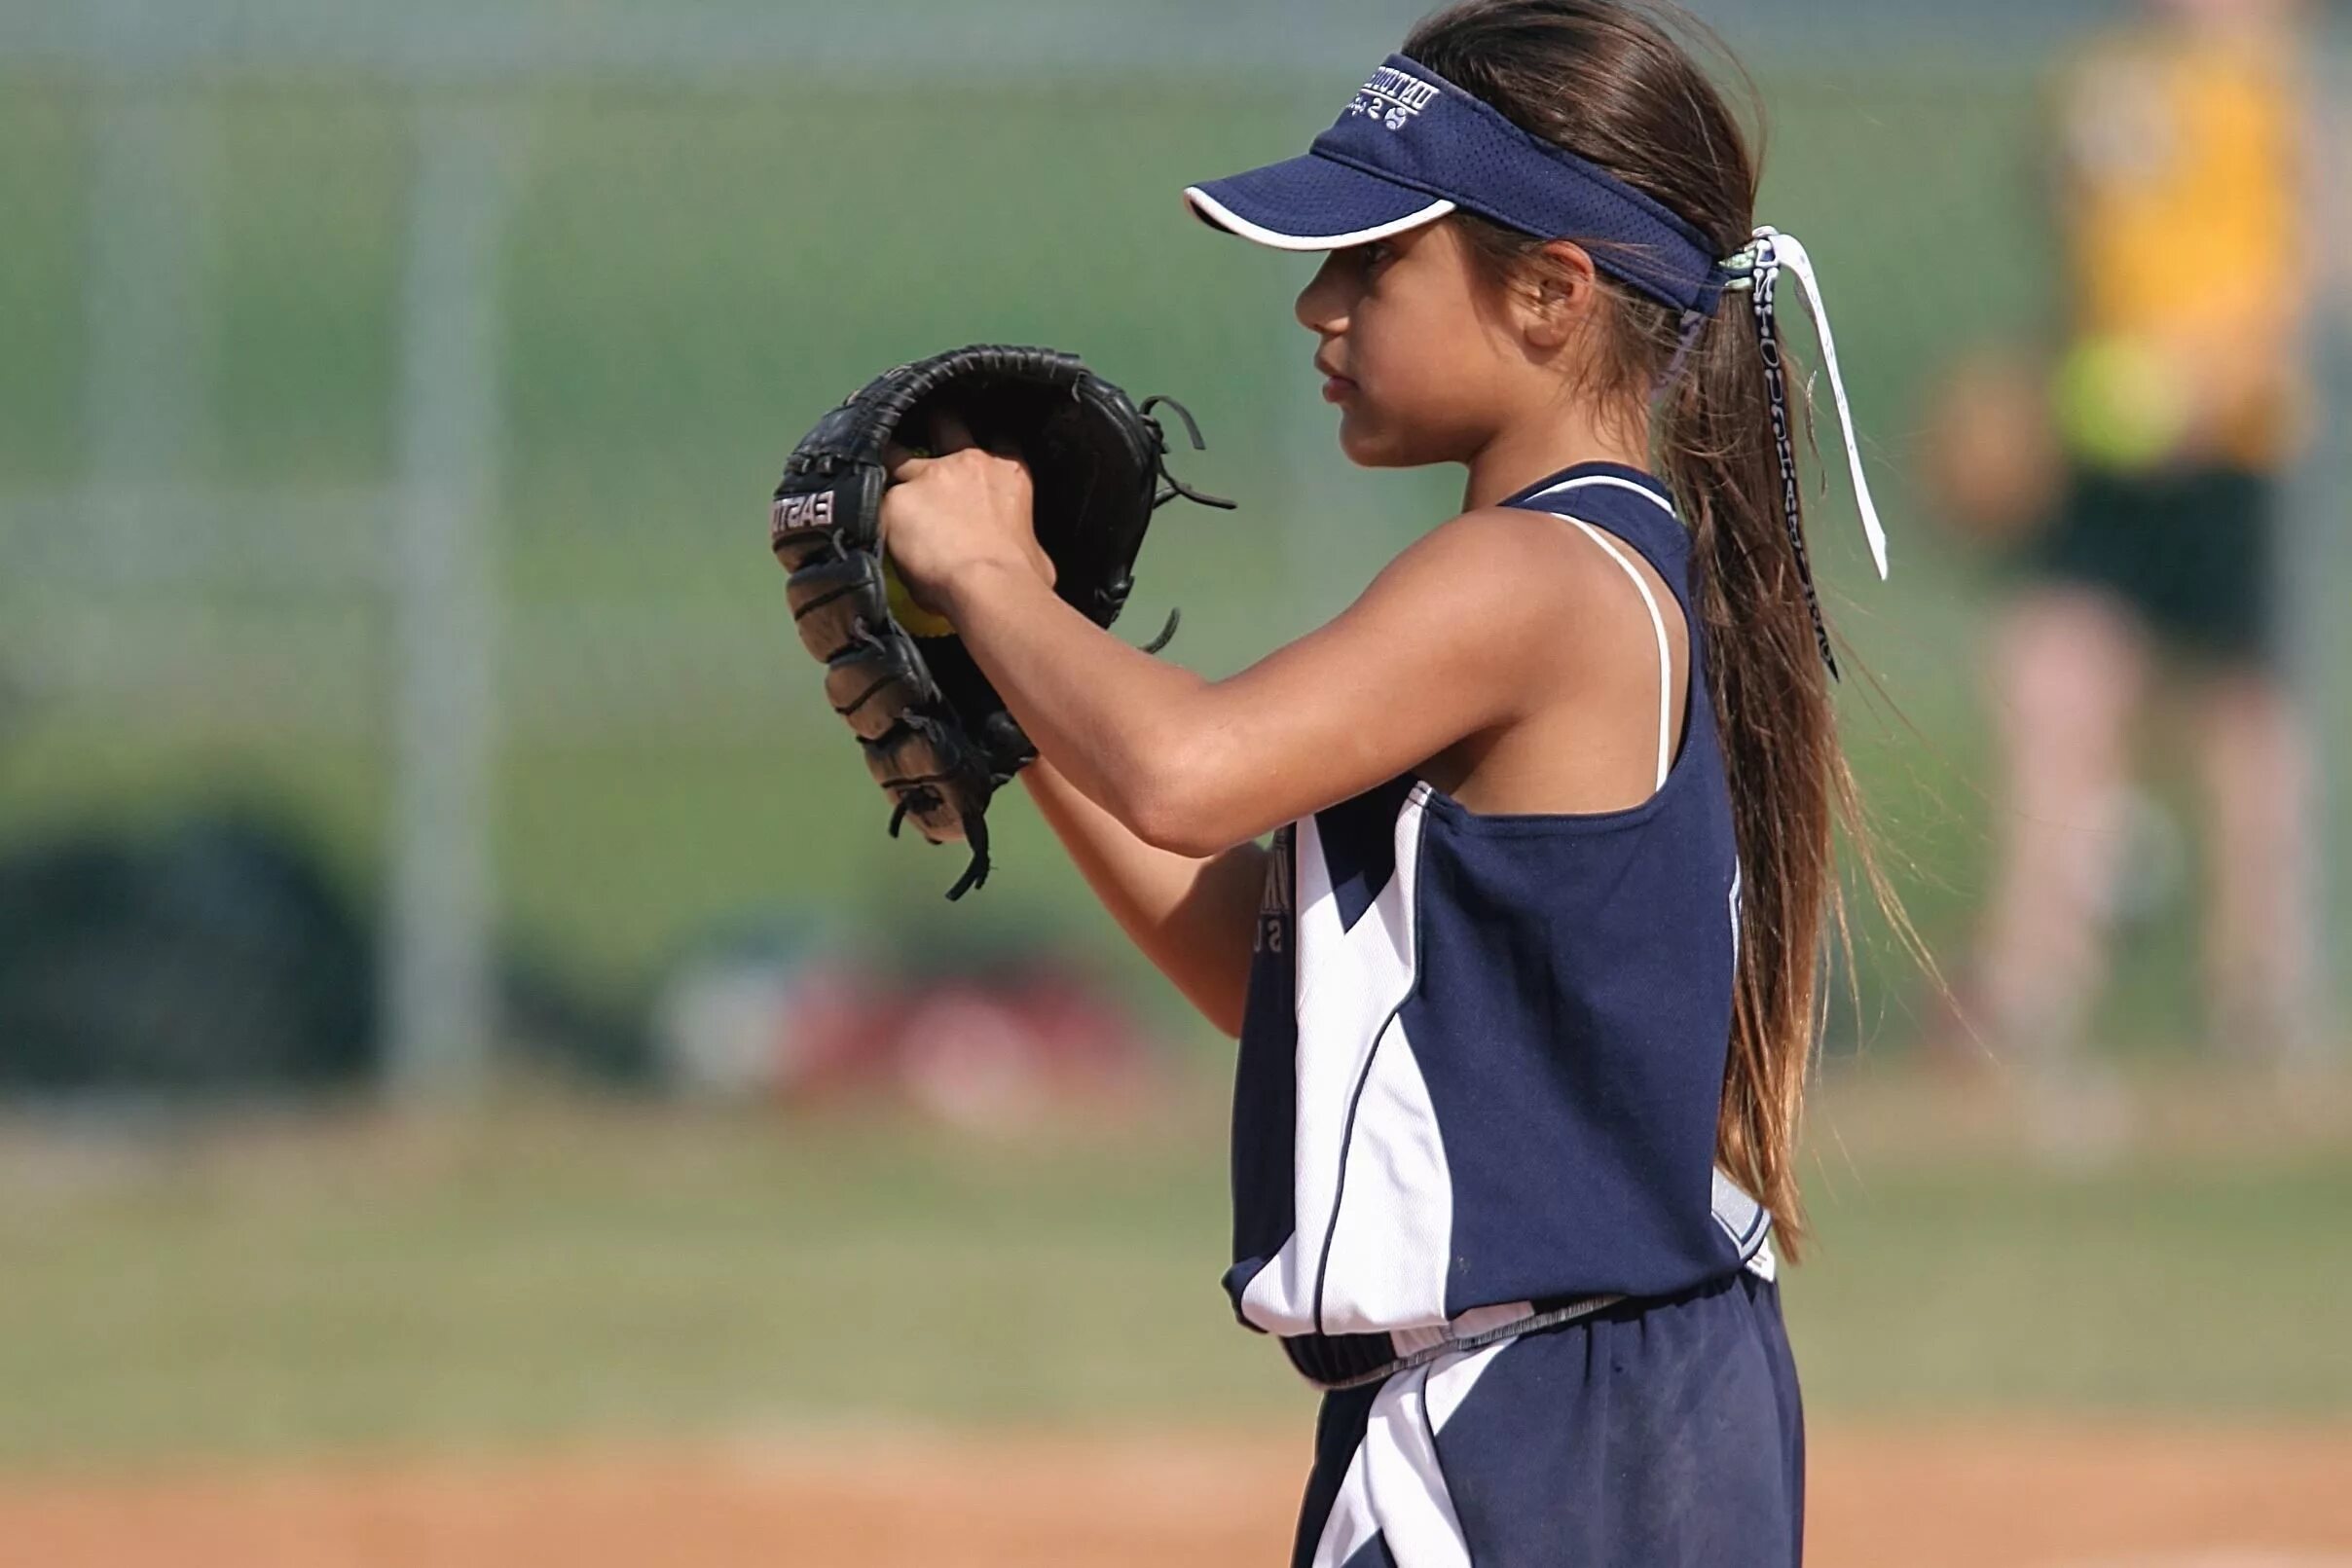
[[1294, 253, 1350, 335]]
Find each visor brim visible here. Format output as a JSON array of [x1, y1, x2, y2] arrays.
[[1183, 154, 1455, 251]]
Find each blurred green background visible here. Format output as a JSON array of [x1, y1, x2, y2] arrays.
[[0, 22, 2113, 1022], [1, 0, 2348, 1490]]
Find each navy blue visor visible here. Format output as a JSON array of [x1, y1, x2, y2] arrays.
[[1185, 55, 1728, 316]]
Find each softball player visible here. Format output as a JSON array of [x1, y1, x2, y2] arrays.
[[1962, 0, 2323, 1094], [879, 2, 1895, 1560]]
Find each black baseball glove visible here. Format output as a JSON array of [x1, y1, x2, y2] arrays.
[[770, 345, 1231, 899]]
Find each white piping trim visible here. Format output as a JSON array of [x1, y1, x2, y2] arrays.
[[1182, 185, 1456, 251], [1562, 517, 1672, 791], [1525, 473, 1675, 516]]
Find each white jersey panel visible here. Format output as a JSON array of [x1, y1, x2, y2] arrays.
[[1239, 785, 1437, 1335], [1318, 1009, 1453, 1332]]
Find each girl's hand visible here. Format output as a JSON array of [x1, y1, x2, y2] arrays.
[[881, 413, 1056, 618]]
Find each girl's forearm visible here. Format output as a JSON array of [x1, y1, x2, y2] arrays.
[[939, 561, 1211, 838], [1019, 754, 1264, 1039], [940, 556, 1264, 1032]]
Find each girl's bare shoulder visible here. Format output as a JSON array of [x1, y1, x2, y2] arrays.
[[1374, 505, 1673, 662]]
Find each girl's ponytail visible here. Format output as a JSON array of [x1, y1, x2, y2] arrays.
[[1656, 268, 1852, 1254]]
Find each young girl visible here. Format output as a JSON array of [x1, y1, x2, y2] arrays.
[[882, 1, 1891, 1560]]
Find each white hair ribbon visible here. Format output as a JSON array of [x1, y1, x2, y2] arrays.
[[1747, 228, 1889, 580], [1720, 225, 1890, 677]]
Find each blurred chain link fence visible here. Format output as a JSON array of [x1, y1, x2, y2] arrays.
[[0, 0, 2343, 1091]]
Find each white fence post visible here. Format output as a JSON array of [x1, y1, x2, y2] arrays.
[[385, 100, 517, 1097]]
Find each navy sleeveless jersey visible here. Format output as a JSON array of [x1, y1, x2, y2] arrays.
[[1227, 460, 1769, 1369]]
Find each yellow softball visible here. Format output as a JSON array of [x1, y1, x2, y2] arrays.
[[2053, 335, 2192, 474], [883, 555, 957, 638]]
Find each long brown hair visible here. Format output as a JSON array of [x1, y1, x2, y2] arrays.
[[1405, 0, 1899, 1255]]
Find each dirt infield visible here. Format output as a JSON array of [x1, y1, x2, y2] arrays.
[[6, 1423, 2351, 1567]]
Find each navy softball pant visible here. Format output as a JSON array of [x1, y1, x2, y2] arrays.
[[1291, 1269, 1804, 1567]]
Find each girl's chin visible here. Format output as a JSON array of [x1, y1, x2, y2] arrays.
[[1336, 416, 1426, 470], [1335, 409, 1385, 463]]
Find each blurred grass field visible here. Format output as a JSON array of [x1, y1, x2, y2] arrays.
[[4, 1064, 2347, 1470]]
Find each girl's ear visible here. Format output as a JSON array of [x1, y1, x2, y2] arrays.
[[1519, 239, 1603, 352]]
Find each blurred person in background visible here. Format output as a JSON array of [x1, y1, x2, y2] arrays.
[[1926, 0, 2327, 1119]]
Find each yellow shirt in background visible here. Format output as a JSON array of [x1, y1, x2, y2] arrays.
[[2055, 25, 2309, 471]]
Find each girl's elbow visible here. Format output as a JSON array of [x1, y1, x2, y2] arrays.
[[1126, 789, 1231, 859], [1120, 746, 1239, 859], [1193, 953, 1252, 1040]]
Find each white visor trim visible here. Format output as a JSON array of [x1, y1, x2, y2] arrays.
[[1182, 187, 1457, 252]]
